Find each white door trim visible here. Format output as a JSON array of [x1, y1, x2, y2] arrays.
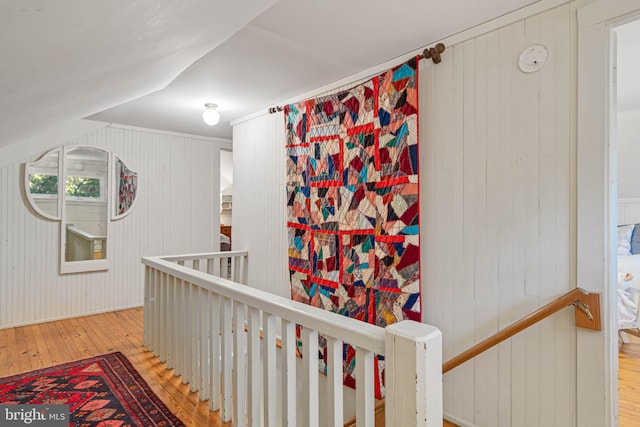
[[577, 0, 640, 425]]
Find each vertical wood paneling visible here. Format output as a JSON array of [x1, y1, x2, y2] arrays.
[[551, 6, 573, 425], [509, 17, 529, 427], [458, 37, 478, 424], [538, 9, 559, 426], [483, 28, 501, 427], [0, 125, 226, 329], [232, 114, 289, 298], [617, 199, 640, 225], [421, 4, 573, 427]]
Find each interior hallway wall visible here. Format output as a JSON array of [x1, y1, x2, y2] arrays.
[[0, 123, 226, 328], [232, 2, 574, 425]]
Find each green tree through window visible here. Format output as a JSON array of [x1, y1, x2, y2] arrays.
[[29, 174, 58, 194], [66, 177, 100, 198]]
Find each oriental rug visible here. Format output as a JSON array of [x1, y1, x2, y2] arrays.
[[0, 352, 185, 426], [285, 56, 421, 398]]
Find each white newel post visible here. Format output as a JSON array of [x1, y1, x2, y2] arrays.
[[384, 321, 442, 427]]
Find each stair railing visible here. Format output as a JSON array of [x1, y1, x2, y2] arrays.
[[143, 251, 443, 427]]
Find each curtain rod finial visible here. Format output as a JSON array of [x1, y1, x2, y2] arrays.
[[422, 43, 446, 64]]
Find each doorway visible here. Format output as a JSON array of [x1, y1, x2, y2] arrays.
[[576, 1, 640, 425], [613, 17, 640, 427], [220, 148, 233, 250]]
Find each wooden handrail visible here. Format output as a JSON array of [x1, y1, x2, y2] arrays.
[[443, 287, 599, 373], [343, 287, 600, 426]]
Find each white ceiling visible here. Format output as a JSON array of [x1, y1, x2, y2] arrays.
[[1, 0, 544, 147]]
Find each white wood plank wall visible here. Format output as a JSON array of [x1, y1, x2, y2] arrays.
[[0, 125, 224, 328], [233, 114, 289, 298], [232, 4, 574, 426], [618, 198, 640, 225], [422, 5, 573, 427]]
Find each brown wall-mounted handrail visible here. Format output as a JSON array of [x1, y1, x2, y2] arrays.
[[443, 287, 600, 373], [343, 287, 600, 426]]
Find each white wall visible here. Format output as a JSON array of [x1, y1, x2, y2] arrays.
[[233, 114, 289, 298], [233, 3, 574, 426], [424, 5, 572, 426], [617, 108, 640, 198], [0, 123, 227, 328]]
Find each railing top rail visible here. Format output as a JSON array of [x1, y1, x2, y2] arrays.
[[156, 250, 249, 262], [142, 255, 386, 354]]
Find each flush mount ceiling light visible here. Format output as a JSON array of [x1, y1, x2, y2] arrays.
[[202, 103, 220, 126]]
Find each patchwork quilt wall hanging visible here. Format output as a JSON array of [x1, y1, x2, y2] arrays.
[[285, 57, 421, 399]]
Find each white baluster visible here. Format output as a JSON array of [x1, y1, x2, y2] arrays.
[[302, 327, 319, 427], [355, 348, 374, 427], [199, 287, 208, 400], [218, 257, 224, 279], [157, 270, 164, 356], [326, 337, 343, 426], [180, 279, 188, 384], [234, 302, 247, 425], [263, 313, 277, 427], [165, 274, 174, 370], [188, 283, 197, 391], [241, 255, 249, 284], [221, 297, 233, 422], [230, 256, 236, 281], [209, 292, 221, 411], [173, 278, 183, 378], [143, 266, 150, 347], [150, 268, 158, 352], [193, 284, 201, 392], [282, 320, 297, 427], [247, 307, 261, 427]]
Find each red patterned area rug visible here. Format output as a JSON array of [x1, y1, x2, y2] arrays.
[[0, 352, 185, 426]]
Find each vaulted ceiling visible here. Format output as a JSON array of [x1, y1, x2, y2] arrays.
[[4, 0, 601, 148]]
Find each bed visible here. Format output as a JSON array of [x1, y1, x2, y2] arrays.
[[617, 201, 640, 342], [617, 255, 640, 342], [220, 233, 231, 251]]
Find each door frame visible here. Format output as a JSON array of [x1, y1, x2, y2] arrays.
[[577, 0, 640, 425]]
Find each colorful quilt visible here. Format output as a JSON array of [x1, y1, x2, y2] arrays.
[[285, 57, 421, 398], [115, 158, 138, 216]]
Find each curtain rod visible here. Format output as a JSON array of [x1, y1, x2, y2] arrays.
[[268, 43, 445, 114]]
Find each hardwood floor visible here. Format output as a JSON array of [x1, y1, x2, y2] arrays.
[[2, 308, 638, 427], [619, 333, 640, 427], [0, 308, 228, 427]]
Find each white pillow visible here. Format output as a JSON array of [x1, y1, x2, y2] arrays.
[[618, 224, 634, 256]]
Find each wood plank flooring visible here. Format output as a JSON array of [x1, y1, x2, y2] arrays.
[[1, 308, 638, 426], [0, 308, 228, 427], [619, 333, 640, 427]]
